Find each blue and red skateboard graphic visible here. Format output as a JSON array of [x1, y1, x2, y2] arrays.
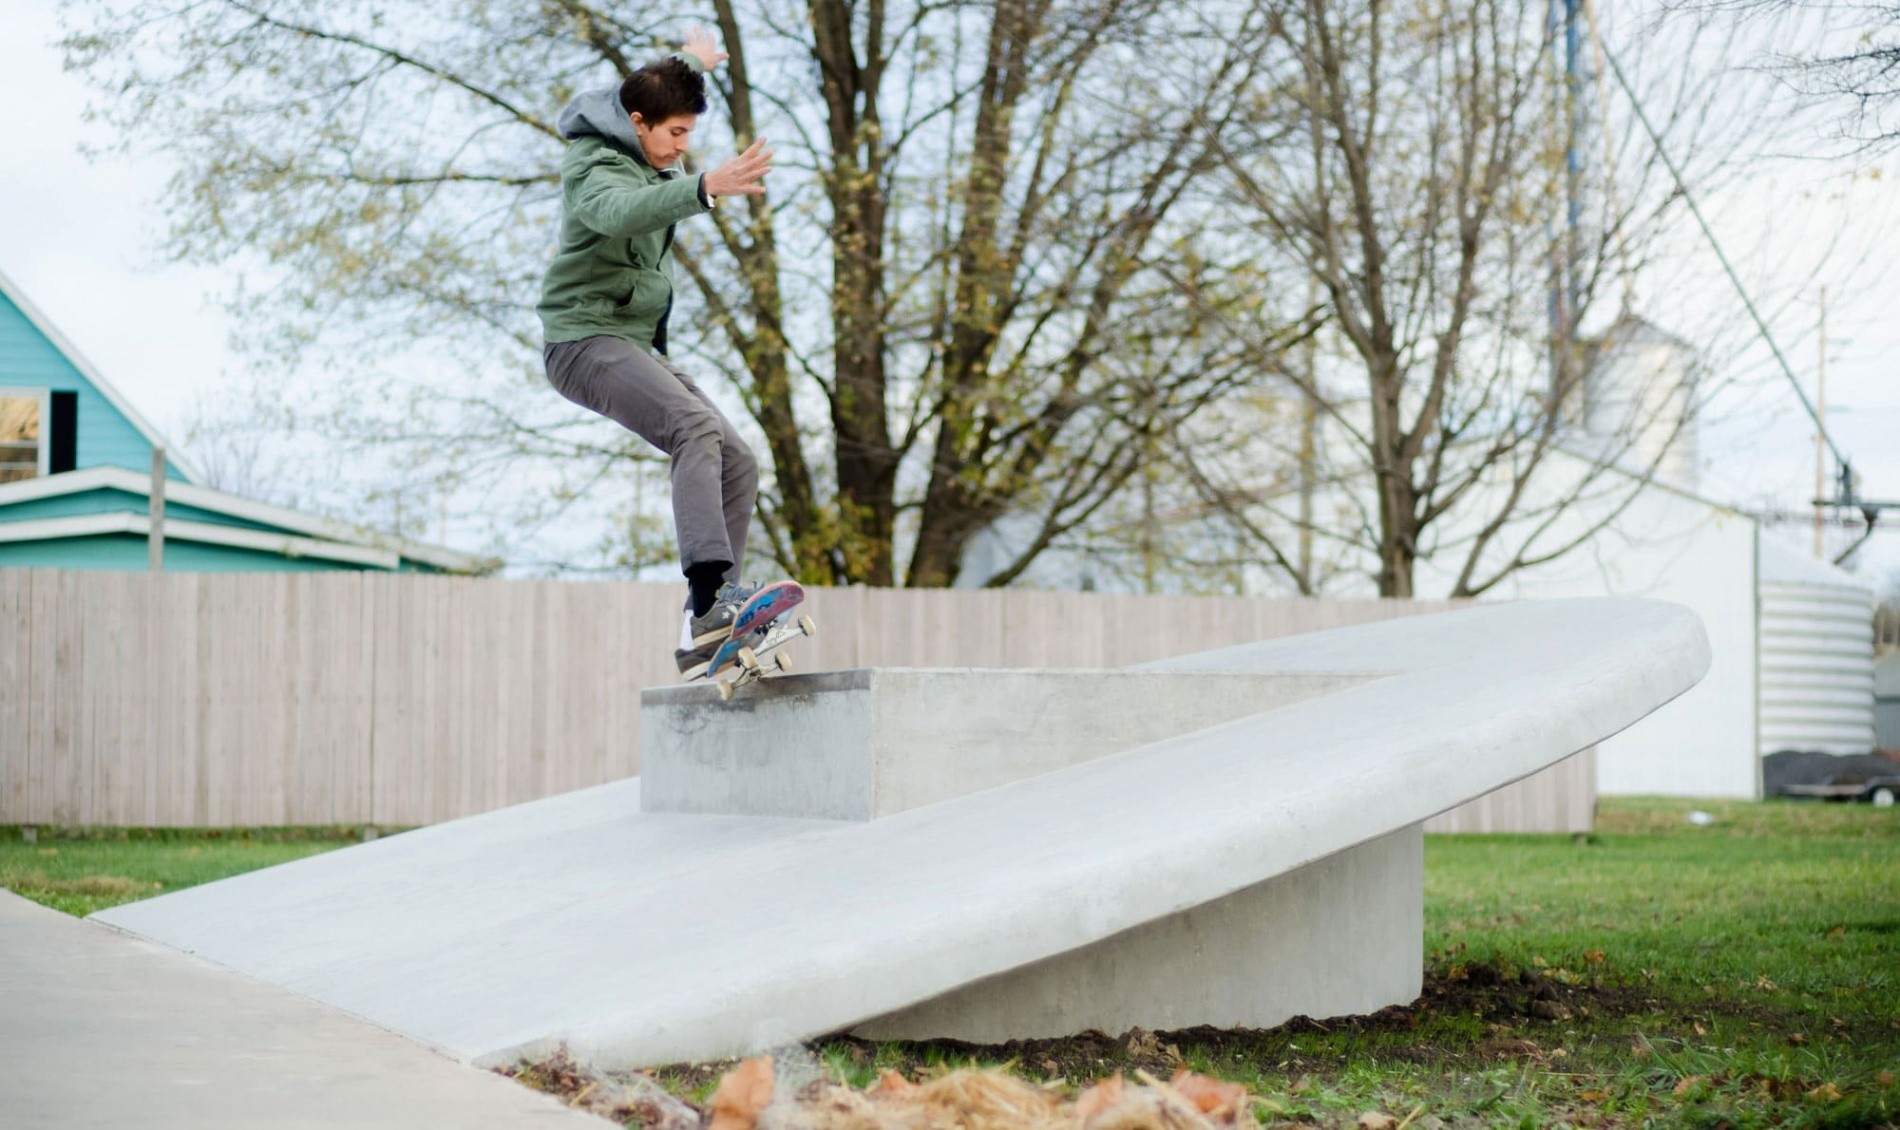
[[691, 580, 817, 700]]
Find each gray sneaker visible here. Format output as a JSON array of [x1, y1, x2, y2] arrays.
[[675, 581, 758, 674]]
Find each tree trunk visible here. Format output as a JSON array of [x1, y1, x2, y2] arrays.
[[811, 0, 900, 585]]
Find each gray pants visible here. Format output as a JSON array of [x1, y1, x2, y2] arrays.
[[543, 336, 757, 582]]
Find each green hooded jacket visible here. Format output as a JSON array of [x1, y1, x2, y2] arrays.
[[537, 56, 714, 350]]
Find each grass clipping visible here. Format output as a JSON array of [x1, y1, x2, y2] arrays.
[[712, 1056, 1254, 1130]]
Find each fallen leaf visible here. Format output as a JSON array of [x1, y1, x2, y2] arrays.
[[869, 1070, 915, 1097], [1825, 925, 1846, 939], [707, 1056, 774, 1130], [1074, 1072, 1124, 1124], [1806, 1082, 1843, 1102], [1673, 1075, 1705, 1096], [1787, 1032, 1808, 1046], [1693, 1022, 1707, 1036], [1170, 1068, 1247, 1118], [1122, 1027, 1160, 1058], [1358, 1113, 1398, 1130], [1584, 950, 1606, 965], [1579, 1089, 1609, 1102], [1876, 1070, 1896, 1086]]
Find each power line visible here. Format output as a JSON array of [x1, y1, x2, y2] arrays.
[[1593, 34, 1849, 471]]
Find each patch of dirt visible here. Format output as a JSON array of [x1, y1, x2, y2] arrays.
[[502, 1048, 701, 1129], [799, 961, 1859, 1080], [797, 964, 1655, 1079]]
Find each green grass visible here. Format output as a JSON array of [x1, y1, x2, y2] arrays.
[[793, 797, 1900, 1128], [0, 825, 360, 916], [7, 800, 1898, 1126]]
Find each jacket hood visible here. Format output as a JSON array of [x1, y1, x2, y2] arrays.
[[557, 87, 650, 163]]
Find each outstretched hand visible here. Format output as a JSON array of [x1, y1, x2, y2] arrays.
[[682, 25, 728, 70], [703, 137, 773, 198]]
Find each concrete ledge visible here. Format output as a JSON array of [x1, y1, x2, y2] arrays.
[[642, 669, 1373, 820]]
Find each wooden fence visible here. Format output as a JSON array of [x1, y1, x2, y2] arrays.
[[0, 569, 1582, 830]]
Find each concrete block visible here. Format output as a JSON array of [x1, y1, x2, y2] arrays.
[[855, 824, 1423, 1043], [641, 669, 1371, 820]]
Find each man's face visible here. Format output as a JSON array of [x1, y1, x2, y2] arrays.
[[632, 112, 697, 169]]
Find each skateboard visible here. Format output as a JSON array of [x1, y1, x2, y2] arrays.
[[708, 613, 818, 700], [685, 580, 817, 700]]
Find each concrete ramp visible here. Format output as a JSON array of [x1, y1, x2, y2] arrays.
[[93, 599, 1708, 1069]]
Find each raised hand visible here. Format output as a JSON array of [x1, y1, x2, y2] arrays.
[[682, 25, 729, 71], [703, 137, 773, 198]]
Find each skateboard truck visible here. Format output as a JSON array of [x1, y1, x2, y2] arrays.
[[715, 614, 816, 701]]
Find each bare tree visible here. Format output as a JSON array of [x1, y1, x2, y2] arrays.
[[1152, 0, 1765, 598], [62, 0, 1280, 585], [1694, 0, 1900, 151]]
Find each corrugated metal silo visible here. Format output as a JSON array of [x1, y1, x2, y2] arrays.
[[1757, 537, 1875, 756]]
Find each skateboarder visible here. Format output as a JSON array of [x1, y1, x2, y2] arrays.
[[537, 27, 775, 672]]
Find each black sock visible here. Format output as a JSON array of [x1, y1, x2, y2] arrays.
[[686, 562, 732, 618]]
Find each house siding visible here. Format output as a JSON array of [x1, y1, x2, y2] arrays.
[[0, 279, 469, 574], [0, 291, 186, 480], [0, 487, 286, 533], [0, 534, 366, 572]]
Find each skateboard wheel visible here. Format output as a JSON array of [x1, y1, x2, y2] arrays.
[[798, 615, 816, 637], [774, 652, 794, 674], [717, 679, 734, 702], [736, 646, 761, 674]]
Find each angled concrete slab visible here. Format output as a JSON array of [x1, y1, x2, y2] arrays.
[[0, 891, 599, 1130], [93, 599, 1710, 1070]]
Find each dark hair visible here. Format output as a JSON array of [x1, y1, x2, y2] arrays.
[[618, 56, 708, 124]]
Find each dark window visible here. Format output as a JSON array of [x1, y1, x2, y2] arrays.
[[49, 391, 76, 474]]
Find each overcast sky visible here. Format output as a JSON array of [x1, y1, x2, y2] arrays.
[[2, 0, 1897, 588]]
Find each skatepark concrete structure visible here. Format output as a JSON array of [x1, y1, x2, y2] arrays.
[[93, 598, 1709, 1070]]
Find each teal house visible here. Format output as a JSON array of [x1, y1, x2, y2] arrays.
[[0, 268, 486, 573]]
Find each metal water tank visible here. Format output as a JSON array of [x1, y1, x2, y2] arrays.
[[1757, 537, 1875, 756]]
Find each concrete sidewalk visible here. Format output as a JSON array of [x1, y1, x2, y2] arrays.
[[0, 891, 602, 1129]]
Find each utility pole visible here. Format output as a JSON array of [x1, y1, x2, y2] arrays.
[[1814, 287, 1827, 559], [149, 447, 166, 571], [1546, 0, 1585, 406]]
